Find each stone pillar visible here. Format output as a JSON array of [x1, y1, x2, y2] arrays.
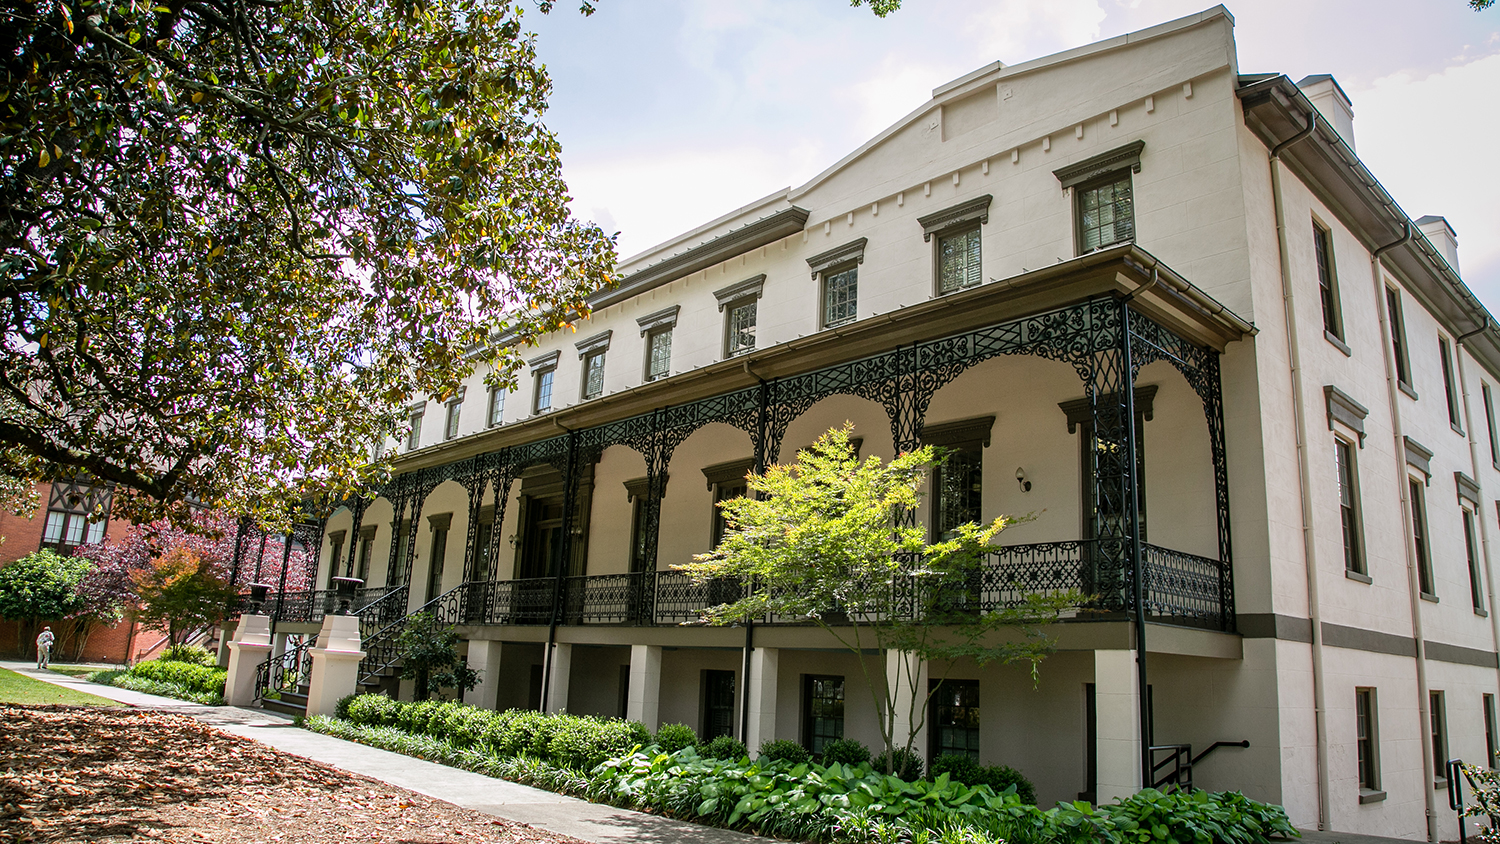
[[886, 650, 929, 763], [306, 614, 366, 718], [544, 642, 572, 714], [627, 644, 662, 729], [745, 647, 779, 753], [465, 639, 503, 709], [1095, 649, 1143, 803], [224, 614, 273, 707]]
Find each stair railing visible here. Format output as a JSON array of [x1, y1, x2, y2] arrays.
[[254, 634, 318, 703], [357, 581, 473, 687]]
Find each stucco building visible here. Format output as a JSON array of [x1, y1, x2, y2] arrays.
[[243, 8, 1498, 839]]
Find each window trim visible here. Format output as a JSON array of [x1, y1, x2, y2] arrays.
[[406, 405, 425, 452], [637, 305, 680, 382], [443, 388, 465, 442], [1463, 504, 1486, 615], [529, 350, 560, 415], [1440, 337, 1464, 434], [1052, 140, 1145, 190], [1430, 690, 1449, 785], [1312, 219, 1344, 343], [802, 674, 846, 754], [1356, 687, 1382, 797], [933, 224, 984, 296], [487, 385, 506, 428], [928, 678, 981, 761], [1411, 477, 1435, 598], [1485, 384, 1500, 469], [575, 330, 612, 402], [1073, 169, 1138, 255], [1485, 693, 1498, 770], [1335, 436, 1366, 577], [1386, 286, 1414, 393]]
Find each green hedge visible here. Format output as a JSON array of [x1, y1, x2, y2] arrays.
[[342, 694, 651, 770], [85, 658, 227, 705], [314, 695, 1297, 844]]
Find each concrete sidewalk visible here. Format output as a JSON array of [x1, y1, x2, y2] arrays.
[[4, 661, 767, 844]]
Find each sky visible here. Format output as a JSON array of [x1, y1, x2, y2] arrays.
[[523, 0, 1500, 312]]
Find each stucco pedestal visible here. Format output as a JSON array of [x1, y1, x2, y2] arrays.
[[224, 614, 273, 707], [306, 614, 366, 718]]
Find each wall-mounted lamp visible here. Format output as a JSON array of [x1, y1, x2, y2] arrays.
[[1015, 467, 1032, 493], [507, 534, 519, 549]]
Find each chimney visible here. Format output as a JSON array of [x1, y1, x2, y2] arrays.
[[1416, 215, 1460, 276], [1296, 75, 1355, 152]]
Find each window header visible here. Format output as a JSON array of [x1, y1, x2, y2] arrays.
[[1457, 471, 1482, 507], [921, 414, 996, 449], [528, 350, 561, 371], [702, 457, 755, 490], [918, 195, 992, 242], [575, 329, 613, 357], [1405, 436, 1433, 481], [1053, 140, 1145, 190], [427, 512, 453, 531], [713, 275, 766, 311], [1058, 385, 1159, 433], [806, 238, 868, 278], [636, 305, 680, 335], [623, 474, 669, 503], [1324, 384, 1369, 446]]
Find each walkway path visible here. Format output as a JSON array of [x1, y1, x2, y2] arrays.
[[3, 661, 767, 844]]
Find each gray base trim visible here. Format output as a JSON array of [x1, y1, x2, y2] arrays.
[[1425, 640, 1500, 668], [1240, 615, 1500, 667], [1321, 622, 1416, 657], [1238, 613, 1313, 643]]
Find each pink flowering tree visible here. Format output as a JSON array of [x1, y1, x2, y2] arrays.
[[73, 510, 315, 641]]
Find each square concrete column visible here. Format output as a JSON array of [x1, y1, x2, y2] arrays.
[[627, 644, 662, 729], [745, 647, 779, 753], [886, 650, 929, 762], [544, 642, 572, 714], [306, 614, 366, 718], [1095, 648, 1143, 804], [224, 614, 273, 707], [465, 639, 503, 709], [271, 631, 290, 663]]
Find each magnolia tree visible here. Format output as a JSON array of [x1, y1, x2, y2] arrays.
[[681, 425, 1083, 767], [74, 510, 312, 644], [0, 549, 112, 659]]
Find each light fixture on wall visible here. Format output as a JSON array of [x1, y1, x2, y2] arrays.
[[1015, 467, 1031, 493]]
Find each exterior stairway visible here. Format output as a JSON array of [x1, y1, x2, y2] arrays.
[[252, 584, 410, 715]]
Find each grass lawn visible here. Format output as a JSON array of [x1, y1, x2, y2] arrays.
[[48, 664, 104, 678], [0, 667, 118, 706]]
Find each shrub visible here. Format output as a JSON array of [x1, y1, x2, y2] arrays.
[[977, 764, 1035, 805], [654, 722, 698, 754], [346, 693, 401, 727], [874, 747, 924, 781], [820, 738, 871, 768], [160, 643, 216, 665], [930, 753, 983, 786], [334, 693, 358, 722], [702, 734, 747, 761], [759, 739, 811, 765], [128, 658, 227, 697]]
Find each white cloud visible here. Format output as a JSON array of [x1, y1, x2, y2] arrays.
[[1354, 52, 1500, 305]]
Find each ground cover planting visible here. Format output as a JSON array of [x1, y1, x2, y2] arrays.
[[0, 705, 587, 844], [85, 648, 226, 705], [310, 693, 1299, 844]]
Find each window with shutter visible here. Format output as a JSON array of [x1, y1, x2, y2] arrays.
[[1076, 172, 1135, 252]]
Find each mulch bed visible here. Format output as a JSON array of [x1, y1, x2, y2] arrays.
[[0, 705, 589, 844]]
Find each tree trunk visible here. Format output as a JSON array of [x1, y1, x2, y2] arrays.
[[414, 668, 431, 702]]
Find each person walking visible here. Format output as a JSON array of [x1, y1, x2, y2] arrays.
[[35, 627, 55, 670]]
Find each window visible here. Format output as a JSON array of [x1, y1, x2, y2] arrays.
[[1441, 338, 1463, 432], [823, 265, 858, 328], [425, 519, 448, 603], [533, 369, 554, 414], [1061, 390, 1152, 549], [934, 447, 983, 541], [1411, 479, 1434, 596], [355, 527, 376, 583], [444, 392, 463, 441], [803, 675, 845, 754], [1335, 438, 1364, 575], [703, 670, 736, 740], [39, 479, 111, 553], [726, 299, 757, 357], [937, 226, 982, 294], [1431, 691, 1449, 778], [1486, 385, 1500, 467], [929, 679, 980, 760], [1356, 687, 1380, 793], [407, 408, 424, 451], [582, 350, 606, 400], [391, 520, 411, 586], [1077, 172, 1136, 252], [704, 459, 754, 548], [646, 328, 672, 381], [1387, 288, 1412, 389], [326, 533, 345, 588], [1465, 508, 1486, 613], [1485, 694, 1498, 769], [1313, 223, 1343, 342], [487, 386, 506, 428]]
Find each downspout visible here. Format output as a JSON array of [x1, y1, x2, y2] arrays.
[[740, 368, 768, 744], [1370, 222, 1439, 841], [1268, 111, 1331, 831], [540, 426, 578, 713]]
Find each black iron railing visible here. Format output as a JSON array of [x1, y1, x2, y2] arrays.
[[254, 634, 317, 702], [1140, 544, 1231, 631]]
